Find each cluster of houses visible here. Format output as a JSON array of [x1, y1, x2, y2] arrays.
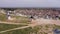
[[13, 8, 60, 20], [0, 8, 60, 20]]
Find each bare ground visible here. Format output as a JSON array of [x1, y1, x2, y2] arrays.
[[31, 18, 60, 26]]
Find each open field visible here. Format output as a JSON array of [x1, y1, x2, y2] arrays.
[[0, 24, 60, 34], [0, 15, 60, 34], [0, 18, 60, 34], [0, 23, 27, 31], [0, 14, 30, 24], [0, 14, 6, 21]]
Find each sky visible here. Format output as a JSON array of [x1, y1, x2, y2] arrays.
[[0, 0, 60, 8]]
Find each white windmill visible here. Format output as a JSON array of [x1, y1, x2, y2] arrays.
[[7, 11, 11, 20]]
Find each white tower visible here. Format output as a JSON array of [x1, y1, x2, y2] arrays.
[[7, 11, 11, 20]]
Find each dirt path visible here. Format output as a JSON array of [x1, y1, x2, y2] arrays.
[[0, 21, 28, 25], [1, 18, 60, 25], [0, 23, 36, 33], [0, 26, 30, 33]]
